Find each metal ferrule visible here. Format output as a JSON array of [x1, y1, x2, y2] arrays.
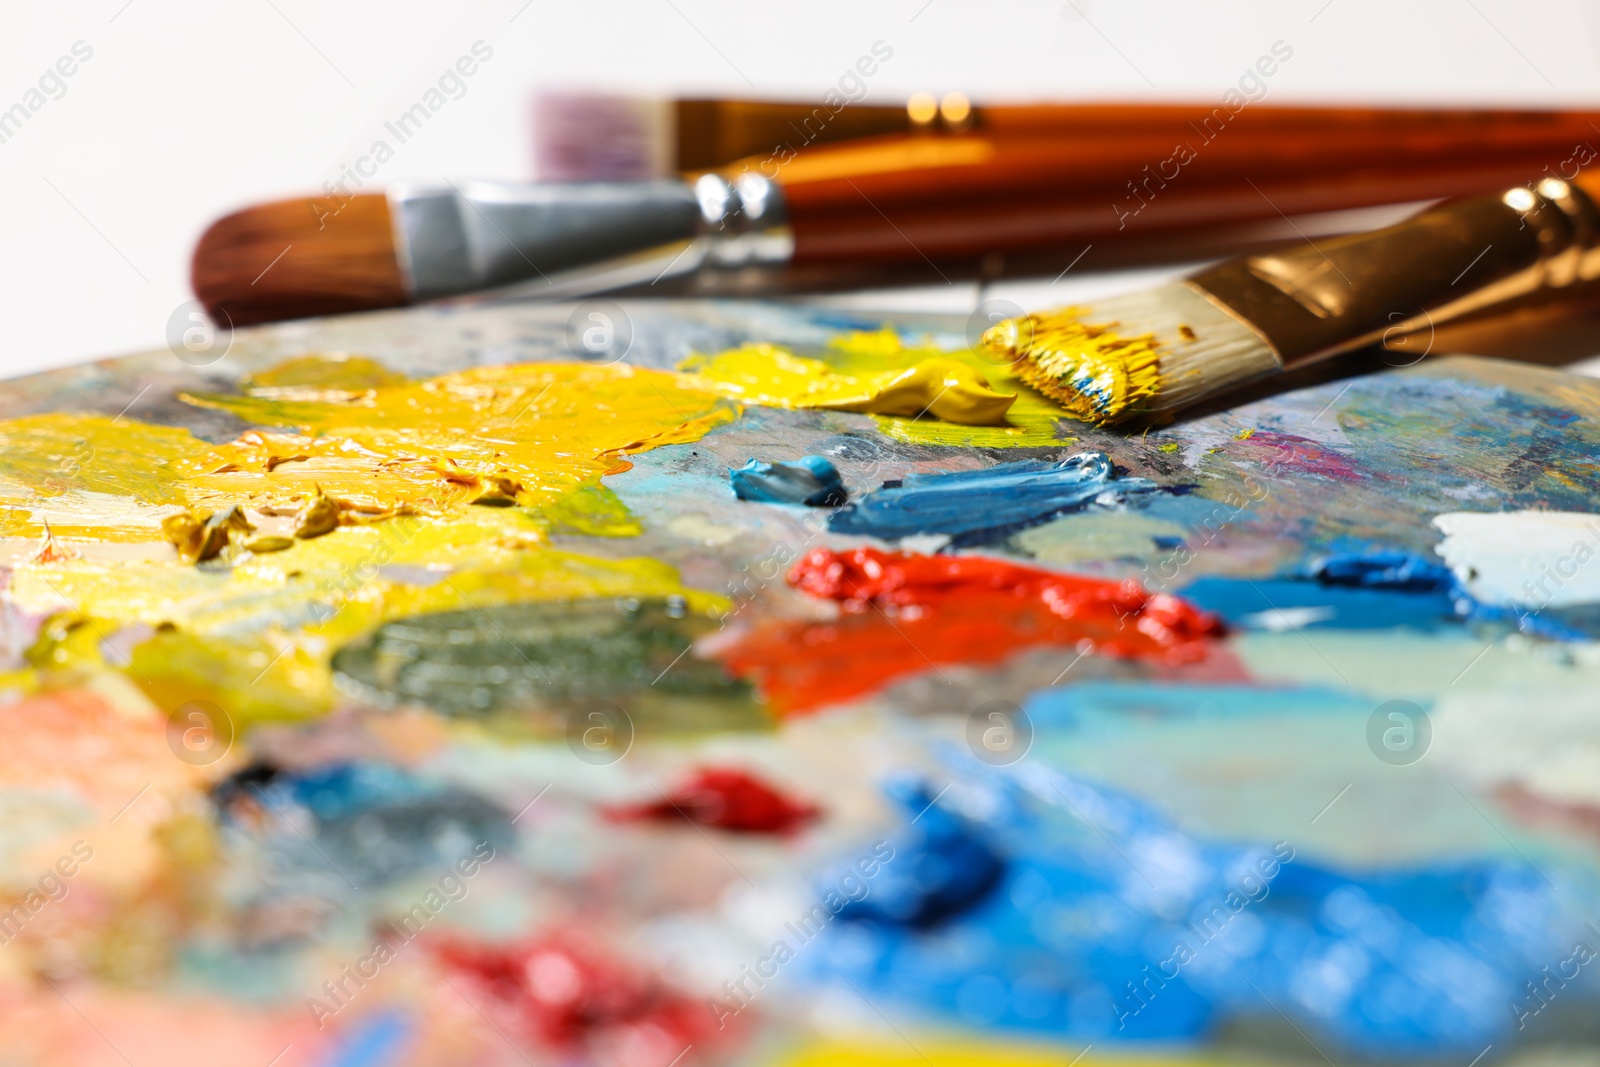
[[1188, 176, 1600, 365], [387, 173, 794, 303]]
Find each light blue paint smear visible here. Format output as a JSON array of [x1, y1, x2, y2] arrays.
[[828, 452, 1162, 546], [320, 1009, 411, 1067], [1180, 548, 1592, 641], [729, 455, 846, 506], [215, 762, 512, 888], [800, 753, 1597, 1055]]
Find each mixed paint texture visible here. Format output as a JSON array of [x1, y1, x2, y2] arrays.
[[0, 295, 1599, 1066]]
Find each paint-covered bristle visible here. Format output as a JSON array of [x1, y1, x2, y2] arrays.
[[981, 283, 1280, 425]]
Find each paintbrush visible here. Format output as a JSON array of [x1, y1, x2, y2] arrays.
[[192, 127, 1586, 327], [982, 173, 1600, 425], [534, 91, 1600, 177]]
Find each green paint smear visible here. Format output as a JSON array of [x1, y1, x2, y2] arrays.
[[0, 414, 199, 505], [332, 598, 766, 737], [825, 331, 1078, 448], [537, 479, 642, 538]]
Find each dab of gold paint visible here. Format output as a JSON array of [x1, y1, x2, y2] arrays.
[[1158, 442, 1181, 453], [1235, 427, 1256, 440], [982, 309, 1164, 425], [681, 345, 1014, 424], [682, 329, 1075, 447]]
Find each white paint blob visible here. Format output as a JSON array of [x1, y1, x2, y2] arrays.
[[1432, 510, 1600, 607]]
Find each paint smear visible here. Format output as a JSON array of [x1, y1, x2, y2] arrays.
[[332, 595, 763, 735], [829, 452, 1159, 546], [1181, 547, 1592, 642], [1433, 510, 1600, 607], [717, 547, 1225, 713], [433, 933, 733, 1064], [810, 756, 1578, 1054], [607, 767, 820, 834], [1237, 430, 1364, 481], [683, 329, 1073, 447]]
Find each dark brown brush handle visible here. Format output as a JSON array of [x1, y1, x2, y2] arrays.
[[1191, 174, 1600, 365], [779, 152, 1590, 264]]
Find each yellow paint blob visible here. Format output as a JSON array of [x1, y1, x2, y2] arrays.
[[683, 346, 1013, 424], [983, 308, 1165, 425], [682, 329, 1073, 447], [181, 362, 737, 515], [777, 1038, 1211, 1067]]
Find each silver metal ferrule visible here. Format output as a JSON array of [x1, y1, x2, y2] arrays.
[[387, 173, 794, 303]]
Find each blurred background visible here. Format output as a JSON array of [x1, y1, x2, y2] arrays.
[[7, 0, 1600, 379]]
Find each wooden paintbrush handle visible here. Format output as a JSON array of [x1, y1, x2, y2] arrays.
[[1190, 174, 1600, 364], [779, 153, 1586, 264]]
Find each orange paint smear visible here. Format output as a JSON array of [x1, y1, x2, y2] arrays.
[[718, 547, 1227, 714]]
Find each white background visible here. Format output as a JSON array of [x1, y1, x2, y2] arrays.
[[5, 0, 1600, 378]]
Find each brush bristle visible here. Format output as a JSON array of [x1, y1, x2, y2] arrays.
[[191, 194, 407, 328], [981, 283, 1280, 425]]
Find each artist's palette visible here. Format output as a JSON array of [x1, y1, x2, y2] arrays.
[[1, 296, 1598, 1067]]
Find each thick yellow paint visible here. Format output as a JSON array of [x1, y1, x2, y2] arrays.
[[682, 329, 1074, 447], [238, 352, 411, 398], [683, 345, 1014, 424], [181, 362, 737, 514], [984, 309, 1164, 425], [0, 356, 744, 724], [0, 415, 203, 540]]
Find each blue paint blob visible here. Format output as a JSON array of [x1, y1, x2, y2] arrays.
[[218, 762, 513, 888], [798, 754, 1597, 1054], [729, 455, 847, 506], [836, 778, 1005, 929], [828, 452, 1161, 545]]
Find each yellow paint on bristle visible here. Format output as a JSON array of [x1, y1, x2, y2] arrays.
[[982, 308, 1165, 425]]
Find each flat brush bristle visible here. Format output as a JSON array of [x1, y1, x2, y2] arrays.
[[191, 194, 407, 328], [981, 283, 1279, 425]]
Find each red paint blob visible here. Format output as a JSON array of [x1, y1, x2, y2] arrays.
[[608, 767, 820, 835], [435, 933, 727, 1066], [719, 547, 1227, 714]]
